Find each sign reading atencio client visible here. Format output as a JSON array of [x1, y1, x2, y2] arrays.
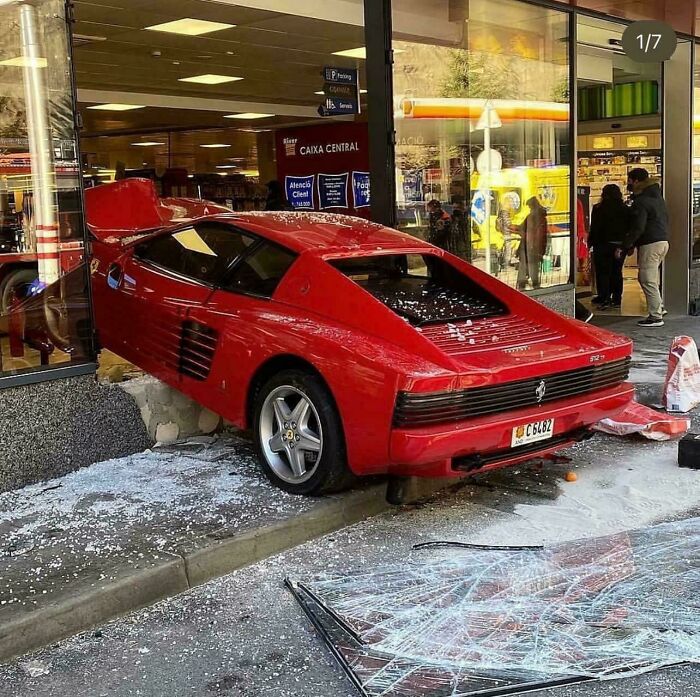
[[285, 175, 314, 209], [621, 20, 677, 63]]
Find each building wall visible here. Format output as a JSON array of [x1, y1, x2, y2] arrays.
[[0, 375, 151, 493]]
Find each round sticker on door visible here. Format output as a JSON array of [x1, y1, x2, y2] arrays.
[[621, 21, 677, 63]]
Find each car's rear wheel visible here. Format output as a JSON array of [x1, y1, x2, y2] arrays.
[[253, 369, 353, 495], [0, 268, 39, 315]]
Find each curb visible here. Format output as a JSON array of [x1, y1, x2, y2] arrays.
[[0, 476, 455, 665]]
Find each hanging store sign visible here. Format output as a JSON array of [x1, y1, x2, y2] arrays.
[[318, 66, 360, 116]]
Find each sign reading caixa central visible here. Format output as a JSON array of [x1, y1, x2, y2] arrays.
[[275, 122, 370, 218]]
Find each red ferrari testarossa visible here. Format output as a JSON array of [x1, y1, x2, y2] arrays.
[[87, 179, 633, 494]]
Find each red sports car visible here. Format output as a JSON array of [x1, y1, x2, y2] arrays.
[[87, 179, 634, 495]]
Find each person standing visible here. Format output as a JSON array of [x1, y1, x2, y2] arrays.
[[620, 168, 669, 327], [448, 198, 470, 261], [426, 199, 451, 250], [588, 184, 629, 309], [516, 197, 548, 291], [264, 180, 293, 211]]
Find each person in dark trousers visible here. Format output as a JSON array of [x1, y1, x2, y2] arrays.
[[588, 184, 630, 309], [448, 199, 470, 260], [619, 168, 669, 327], [516, 197, 548, 290], [426, 199, 451, 250], [264, 180, 293, 211]]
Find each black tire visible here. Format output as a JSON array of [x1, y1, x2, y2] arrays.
[[252, 369, 355, 495], [0, 268, 38, 315]]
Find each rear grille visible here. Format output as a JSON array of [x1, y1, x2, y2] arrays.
[[418, 314, 562, 355], [179, 320, 218, 381], [394, 357, 631, 427]]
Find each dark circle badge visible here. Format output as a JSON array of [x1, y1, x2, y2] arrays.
[[622, 21, 677, 63]]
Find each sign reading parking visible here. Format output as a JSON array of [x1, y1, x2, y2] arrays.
[[318, 66, 360, 116], [622, 21, 677, 63], [323, 67, 357, 85]]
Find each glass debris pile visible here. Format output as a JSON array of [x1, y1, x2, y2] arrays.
[[288, 518, 700, 696]]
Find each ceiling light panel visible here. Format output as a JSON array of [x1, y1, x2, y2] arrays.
[[87, 103, 145, 111], [200, 143, 231, 148], [144, 18, 236, 36], [224, 113, 274, 120], [0, 56, 47, 68], [179, 74, 243, 85]]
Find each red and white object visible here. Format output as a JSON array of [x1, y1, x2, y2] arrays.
[[594, 401, 690, 441], [663, 336, 700, 413]]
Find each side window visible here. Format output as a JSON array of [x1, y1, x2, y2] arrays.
[[135, 224, 254, 284], [223, 243, 297, 298]]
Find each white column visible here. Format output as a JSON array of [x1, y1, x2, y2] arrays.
[[19, 1, 59, 285]]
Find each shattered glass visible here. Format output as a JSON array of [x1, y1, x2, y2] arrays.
[[288, 519, 700, 696]]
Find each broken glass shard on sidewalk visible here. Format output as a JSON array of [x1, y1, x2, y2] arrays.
[[287, 518, 700, 696]]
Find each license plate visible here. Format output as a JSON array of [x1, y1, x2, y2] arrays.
[[512, 419, 555, 448]]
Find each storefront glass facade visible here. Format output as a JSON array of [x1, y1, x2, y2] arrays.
[[0, 0, 93, 382], [391, 0, 572, 290], [693, 52, 700, 262]]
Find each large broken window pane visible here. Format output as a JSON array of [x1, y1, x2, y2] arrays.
[[289, 519, 700, 696]]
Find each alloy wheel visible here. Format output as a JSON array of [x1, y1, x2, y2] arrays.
[[259, 385, 323, 484]]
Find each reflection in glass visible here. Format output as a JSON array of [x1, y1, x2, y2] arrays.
[[694, 60, 700, 262], [0, 0, 92, 377], [392, 0, 571, 290]]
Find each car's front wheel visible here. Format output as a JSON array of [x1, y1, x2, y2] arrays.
[[253, 369, 353, 495]]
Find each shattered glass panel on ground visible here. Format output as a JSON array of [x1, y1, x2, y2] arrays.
[[288, 518, 700, 696]]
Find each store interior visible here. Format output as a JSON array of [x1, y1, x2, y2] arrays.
[[73, 0, 368, 204], [576, 15, 662, 317]]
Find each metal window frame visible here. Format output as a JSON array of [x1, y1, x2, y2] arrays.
[[0, 0, 97, 391]]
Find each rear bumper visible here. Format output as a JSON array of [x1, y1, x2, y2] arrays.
[[388, 382, 635, 477]]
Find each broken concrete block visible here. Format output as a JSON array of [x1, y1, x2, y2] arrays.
[[155, 422, 180, 444], [198, 409, 222, 435]]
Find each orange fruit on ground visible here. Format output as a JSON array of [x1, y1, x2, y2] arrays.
[[565, 471, 578, 482]]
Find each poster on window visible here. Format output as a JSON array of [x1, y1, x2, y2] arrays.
[[285, 175, 314, 209], [352, 171, 370, 208], [318, 173, 349, 209]]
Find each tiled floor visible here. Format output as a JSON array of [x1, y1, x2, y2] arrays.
[[578, 268, 647, 318]]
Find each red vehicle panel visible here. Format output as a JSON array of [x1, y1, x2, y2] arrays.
[[86, 179, 633, 494]]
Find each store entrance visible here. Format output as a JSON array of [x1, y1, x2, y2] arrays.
[[575, 16, 662, 318]]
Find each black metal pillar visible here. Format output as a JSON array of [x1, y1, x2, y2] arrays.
[[363, 0, 396, 227]]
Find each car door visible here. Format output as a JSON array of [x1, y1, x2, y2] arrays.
[[185, 238, 299, 424], [115, 223, 253, 385]]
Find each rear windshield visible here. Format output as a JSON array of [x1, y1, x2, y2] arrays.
[[330, 254, 507, 326]]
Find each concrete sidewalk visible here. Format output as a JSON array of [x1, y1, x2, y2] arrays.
[[0, 435, 448, 664]]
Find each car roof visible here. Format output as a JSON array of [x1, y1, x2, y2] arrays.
[[207, 211, 434, 255]]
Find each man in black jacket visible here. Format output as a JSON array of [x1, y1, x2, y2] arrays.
[[621, 168, 669, 327]]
